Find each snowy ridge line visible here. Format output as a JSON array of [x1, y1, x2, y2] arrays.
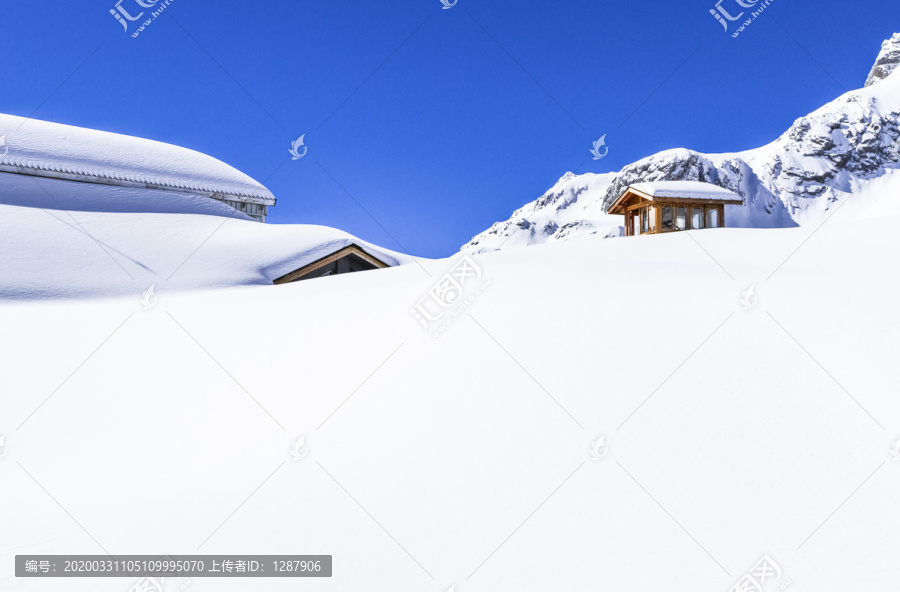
[[865, 32, 900, 87], [0, 113, 275, 204], [462, 33, 900, 253]]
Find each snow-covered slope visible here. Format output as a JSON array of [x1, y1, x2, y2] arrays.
[[463, 34, 900, 253], [0, 172, 411, 300], [0, 113, 274, 203], [463, 172, 622, 252], [2, 172, 899, 592]]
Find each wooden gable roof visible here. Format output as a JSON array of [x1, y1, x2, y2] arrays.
[[273, 243, 390, 284], [608, 182, 743, 215]]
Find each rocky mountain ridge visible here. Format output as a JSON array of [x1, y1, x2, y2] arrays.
[[462, 34, 900, 253]]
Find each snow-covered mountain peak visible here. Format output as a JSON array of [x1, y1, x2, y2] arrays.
[[463, 34, 900, 253], [865, 32, 900, 87], [552, 171, 579, 187]]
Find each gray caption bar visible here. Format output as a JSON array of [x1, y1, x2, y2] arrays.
[[16, 555, 331, 578]]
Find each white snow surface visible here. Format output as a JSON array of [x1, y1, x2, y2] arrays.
[[630, 180, 742, 200], [1, 172, 899, 592], [0, 172, 411, 300], [0, 113, 274, 201]]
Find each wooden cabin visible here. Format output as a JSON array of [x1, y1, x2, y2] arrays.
[[273, 244, 390, 284], [608, 181, 743, 236]]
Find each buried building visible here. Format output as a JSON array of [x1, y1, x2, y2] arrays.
[[273, 244, 391, 284], [0, 112, 276, 221], [0, 112, 410, 286]]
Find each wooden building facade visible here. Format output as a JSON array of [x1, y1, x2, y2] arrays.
[[608, 182, 743, 236], [273, 244, 390, 284]]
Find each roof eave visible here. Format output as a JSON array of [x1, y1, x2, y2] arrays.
[[608, 187, 652, 214], [272, 243, 391, 285], [609, 187, 743, 213], [0, 164, 277, 206]]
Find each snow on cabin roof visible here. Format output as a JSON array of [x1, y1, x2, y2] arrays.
[[629, 181, 741, 201], [0, 113, 275, 205]]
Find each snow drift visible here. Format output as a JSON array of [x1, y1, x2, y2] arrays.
[[2, 171, 899, 592], [0, 172, 411, 300]]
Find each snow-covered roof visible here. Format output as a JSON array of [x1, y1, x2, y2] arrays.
[[0, 113, 275, 205], [629, 181, 742, 201], [0, 171, 411, 299]]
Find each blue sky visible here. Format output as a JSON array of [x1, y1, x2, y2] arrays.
[[0, 0, 894, 257]]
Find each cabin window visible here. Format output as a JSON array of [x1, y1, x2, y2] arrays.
[[675, 206, 686, 230], [662, 206, 674, 230], [692, 207, 704, 229], [649, 206, 656, 231], [707, 207, 720, 228], [641, 208, 648, 233]]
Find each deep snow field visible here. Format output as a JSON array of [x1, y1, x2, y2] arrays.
[[1, 172, 899, 591]]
